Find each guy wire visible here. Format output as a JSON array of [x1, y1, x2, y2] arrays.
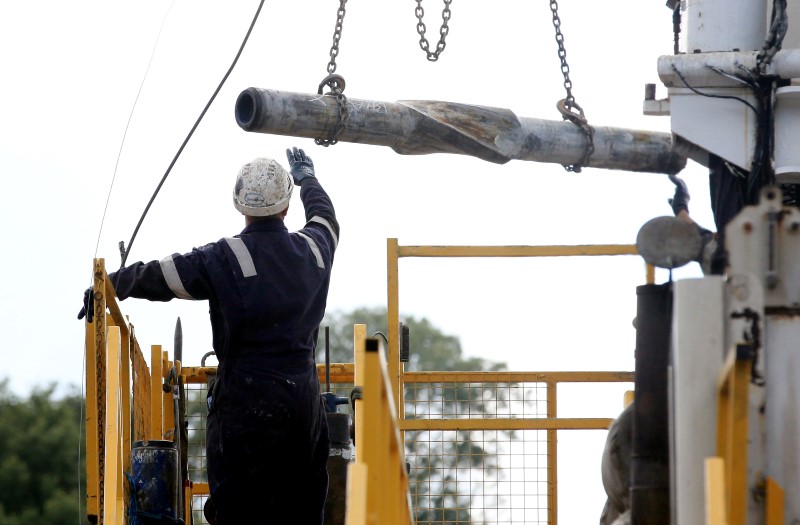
[[94, 1, 177, 259]]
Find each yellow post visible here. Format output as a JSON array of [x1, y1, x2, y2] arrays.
[[646, 263, 655, 284], [162, 351, 175, 439], [354, 324, 367, 464], [150, 345, 163, 441], [85, 258, 109, 522], [704, 457, 727, 525], [363, 337, 382, 524], [103, 326, 122, 525], [547, 380, 558, 525], [85, 308, 99, 523], [766, 477, 785, 525], [345, 463, 368, 525], [715, 345, 752, 525], [728, 354, 749, 525], [624, 390, 635, 408], [121, 328, 132, 475], [387, 238, 401, 408]]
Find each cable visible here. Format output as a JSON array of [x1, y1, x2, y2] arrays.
[[671, 64, 760, 115], [121, 0, 267, 268], [372, 331, 389, 345]]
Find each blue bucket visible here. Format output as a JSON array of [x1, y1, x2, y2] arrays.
[[130, 440, 180, 524]]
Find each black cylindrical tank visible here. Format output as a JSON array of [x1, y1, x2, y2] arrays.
[[631, 284, 671, 525], [130, 440, 180, 524], [324, 412, 352, 525]]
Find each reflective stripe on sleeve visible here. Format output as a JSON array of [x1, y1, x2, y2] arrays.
[[309, 216, 339, 250], [159, 256, 194, 299], [296, 232, 325, 269], [224, 237, 257, 278]]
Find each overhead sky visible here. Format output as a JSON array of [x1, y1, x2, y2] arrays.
[[1, 0, 713, 521]]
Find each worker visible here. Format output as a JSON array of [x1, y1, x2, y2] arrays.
[[78, 147, 339, 524], [667, 173, 718, 275]]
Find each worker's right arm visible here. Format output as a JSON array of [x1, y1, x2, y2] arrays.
[[286, 147, 340, 261]]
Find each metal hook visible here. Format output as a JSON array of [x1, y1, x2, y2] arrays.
[[317, 74, 346, 95], [556, 98, 586, 126]]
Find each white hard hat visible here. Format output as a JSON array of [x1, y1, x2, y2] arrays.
[[232, 158, 293, 216]]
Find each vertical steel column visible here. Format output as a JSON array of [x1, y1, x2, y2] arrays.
[[631, 284, 671, 524]]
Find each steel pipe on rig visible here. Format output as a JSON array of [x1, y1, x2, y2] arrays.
[[234, 87, 686, 175]]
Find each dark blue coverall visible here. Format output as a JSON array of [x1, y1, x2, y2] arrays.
[[108, 178, 339, 524]]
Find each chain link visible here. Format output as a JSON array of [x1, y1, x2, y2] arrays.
[[326, 0, 347, 74], [415, 0, 452, 62], [550, 0, 574, 107], [316, 0, 349, 147], [549, 0, 593, 172]]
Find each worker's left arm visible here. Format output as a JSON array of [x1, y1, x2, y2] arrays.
[[78, 248, 215, 321]]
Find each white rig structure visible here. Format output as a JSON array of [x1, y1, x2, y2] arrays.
[[659, 1, 800, 523]]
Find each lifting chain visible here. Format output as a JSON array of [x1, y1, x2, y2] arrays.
[[549, 0, 594, 172], [415, 0, 452, 62], [316, 0, 350, 147]]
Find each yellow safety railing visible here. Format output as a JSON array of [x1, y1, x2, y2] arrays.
[[85, 258, 177, 524], [706, 344, 785, 525], [346, 324, 414, 525], [87, 239, 645, 524], [386, 240, 645, 525], [86, 259, 357, 524]]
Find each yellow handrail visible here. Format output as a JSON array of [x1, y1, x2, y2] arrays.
[[85, 259, 172, 525], [387, 240, 644, 525], [347, 326, 414, 525]]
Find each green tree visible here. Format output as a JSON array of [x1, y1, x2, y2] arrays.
[[317, 307, 509, 525], [0, 380, 88, 525]]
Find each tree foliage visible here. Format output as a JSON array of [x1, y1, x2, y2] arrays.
[[0, 380, 88, 525], [316, 307, 505, 373]]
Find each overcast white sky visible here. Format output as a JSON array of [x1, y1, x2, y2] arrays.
[[1, 0, 713, 521]]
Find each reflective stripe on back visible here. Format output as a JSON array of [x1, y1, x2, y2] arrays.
[[159, 256, 194, 299], [224, 237, 257, 278], [309, 216, 338, 250], [295, 232, 325, 269]]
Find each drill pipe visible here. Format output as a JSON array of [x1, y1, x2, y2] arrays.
[[235, 87, 686, 175]]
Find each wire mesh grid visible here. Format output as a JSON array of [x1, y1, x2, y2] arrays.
[[185, 381, 209, 524], [405, 380, 550, 525], [183, 375, 548, 524]]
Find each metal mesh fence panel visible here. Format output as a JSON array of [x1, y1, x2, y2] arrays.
[[404, 380, 550, 525]]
